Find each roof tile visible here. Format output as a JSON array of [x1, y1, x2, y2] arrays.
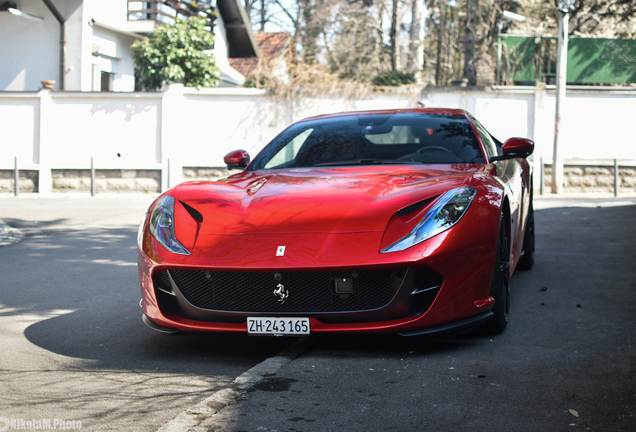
[[229, 31, 291, 78]]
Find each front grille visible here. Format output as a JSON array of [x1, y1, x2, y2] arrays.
[[154, 272, 172, 295], [165, 269, 407, 313]]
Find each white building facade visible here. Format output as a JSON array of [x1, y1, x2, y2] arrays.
[[0, 0, 256, 92]]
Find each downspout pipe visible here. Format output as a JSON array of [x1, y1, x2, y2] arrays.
[[41, 0, 65, 91]]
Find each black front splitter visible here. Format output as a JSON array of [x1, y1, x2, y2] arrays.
[[398, 311, 494, 337], [142, 314, 181, 334]]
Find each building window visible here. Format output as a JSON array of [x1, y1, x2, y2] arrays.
[[101, 71, 114, 92]]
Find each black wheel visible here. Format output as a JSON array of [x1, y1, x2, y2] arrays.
[[516, 202, 535, 271], [480, 213, 511, 335]]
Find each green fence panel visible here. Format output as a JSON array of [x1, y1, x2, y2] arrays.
[[502, 36, 636, 85], [501, 36, 537, 84], [567, 38, 636, 84]]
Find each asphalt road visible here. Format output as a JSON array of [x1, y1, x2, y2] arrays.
[[0, 194, 295, 432], [1, 194, 635, 432], [198, 197, 636, 432]]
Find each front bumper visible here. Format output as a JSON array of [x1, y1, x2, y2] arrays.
[[137, 197, 502, 335]]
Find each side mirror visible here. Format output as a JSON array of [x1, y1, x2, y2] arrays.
[[224, 149, 250, 170], [490, 138, 534, 162]]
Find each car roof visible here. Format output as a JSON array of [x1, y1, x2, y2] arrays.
[[296, 108, 471, 124]]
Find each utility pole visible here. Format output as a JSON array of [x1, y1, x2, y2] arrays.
[[551, 0, 577, 194]]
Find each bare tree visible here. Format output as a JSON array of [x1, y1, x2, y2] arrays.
[[434, 0, 447, 85], [389, 0, 400, 70], [512, 0, 636, 38], [244, 0, 635, 89], [408, 0, 427, 74], [260, 0, 267, 31], [464, 0, 478, 85], [326, 0, 386, 80], [244, 0, 256, 17], [299, 0, 328, 63]]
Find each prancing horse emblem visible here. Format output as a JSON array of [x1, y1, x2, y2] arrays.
[[273, 284, 288, 304]]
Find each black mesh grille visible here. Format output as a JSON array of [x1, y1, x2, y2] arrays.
[[413, 269, 444, 292], [412, 269, 443, 312], [153, 272, 173, 295], [166, 269, 407, 313]]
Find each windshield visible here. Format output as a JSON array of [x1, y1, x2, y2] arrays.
[[247, 113, 485, 171]]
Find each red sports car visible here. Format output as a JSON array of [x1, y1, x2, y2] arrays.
[[137, 109, 534, 336]]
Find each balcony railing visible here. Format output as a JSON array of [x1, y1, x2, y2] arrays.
[[128, 0, 215, 27]]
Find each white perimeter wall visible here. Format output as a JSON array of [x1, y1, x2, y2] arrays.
[[1, 84, 634, 193], [425, 86, 636, 163]]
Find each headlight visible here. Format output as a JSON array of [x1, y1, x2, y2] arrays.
[[148, 195, 191, 255], [381, 187, 477, 253]]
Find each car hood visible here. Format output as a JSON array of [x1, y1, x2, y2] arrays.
[[170, 166, 483, 235]]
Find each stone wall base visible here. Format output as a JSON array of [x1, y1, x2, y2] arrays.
[[183, 167, 231, 182], [0, 170, 39, 193], [542, 164, 636, 194], [51, 169, 161, 193], [3, 165, 635, 195]]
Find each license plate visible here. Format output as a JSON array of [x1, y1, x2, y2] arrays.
[[247, 317, 310, 336]]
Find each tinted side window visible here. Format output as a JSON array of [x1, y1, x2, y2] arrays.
[[471, 119, 500, 159]]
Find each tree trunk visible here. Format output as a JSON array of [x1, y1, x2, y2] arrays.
[[301, 0, 325, 63], [390, 0, 399, 71], [435, 0, 446, 85], [377, 1, 387, 70], [464, 0, 478, 85], [260, 0, 266, 31], [408, 0, 426, 74]]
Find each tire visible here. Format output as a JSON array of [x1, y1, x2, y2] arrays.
[[480, 213, 511, 335], [516, 202, 535, 271]]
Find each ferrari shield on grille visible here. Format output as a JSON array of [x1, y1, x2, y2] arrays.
[[273, 283, 288, 304]]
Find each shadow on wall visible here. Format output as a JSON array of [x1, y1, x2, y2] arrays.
[[87, 98, 159, 121]]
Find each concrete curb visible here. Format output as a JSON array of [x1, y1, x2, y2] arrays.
[[0, 219, 24, 246], [156, 337, 313, 432]]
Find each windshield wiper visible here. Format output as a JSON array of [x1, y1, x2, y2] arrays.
[[312, 159, 422, 167]]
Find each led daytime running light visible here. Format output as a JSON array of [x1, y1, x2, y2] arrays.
[[381, 187, 477, 253]]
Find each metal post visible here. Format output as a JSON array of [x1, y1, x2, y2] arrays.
[[614, 158, 619, 197], [540, 157, 544, 196], [167, 158, 170, 190], [14, 157, 19, 197], [90, 157, 96, 197], [551, 10, 569, 194], [496, 21, 503, 85]]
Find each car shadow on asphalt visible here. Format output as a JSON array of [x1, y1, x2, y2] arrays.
[[24, 311, 297, 374], [0, 221, 293, 375], [13, 203, 636, 377]]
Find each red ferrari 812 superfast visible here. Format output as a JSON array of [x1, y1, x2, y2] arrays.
[[137, 109, 535, 337]]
